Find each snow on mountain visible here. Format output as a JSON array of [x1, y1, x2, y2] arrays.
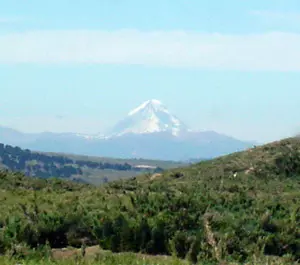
[[128, 99, 168, 116], [0, 99, 255, 160], [109, 99, 188, 137], [75, 133, 108, 140]]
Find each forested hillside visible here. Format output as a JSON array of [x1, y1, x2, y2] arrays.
[[0, 138, 299, 264], [0, 143, 164, 183]]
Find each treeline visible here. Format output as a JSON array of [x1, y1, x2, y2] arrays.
[[0, 143, 163, 179]]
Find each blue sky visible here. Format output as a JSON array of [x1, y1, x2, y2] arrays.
[[0, 0, 300, 142]]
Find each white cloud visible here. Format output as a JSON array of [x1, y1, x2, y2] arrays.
[[0, 30, 300, 71]]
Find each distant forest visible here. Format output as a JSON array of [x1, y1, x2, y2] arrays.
[[0, 143, 163, 180]]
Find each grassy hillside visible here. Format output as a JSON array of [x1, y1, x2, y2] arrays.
[[0, 249, 292, 265], [0, 138, 299, 264], [0, 247, 189, 265], [0, 143, 185, 184]]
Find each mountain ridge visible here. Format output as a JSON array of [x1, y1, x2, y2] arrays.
[[0, 100, 255, 160]]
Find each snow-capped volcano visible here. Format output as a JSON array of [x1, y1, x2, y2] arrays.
[[109, 99, 188, 137], [0, 99, 254, 160]]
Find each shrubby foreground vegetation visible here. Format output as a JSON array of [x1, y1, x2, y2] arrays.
[[0, 138, 300, 264]]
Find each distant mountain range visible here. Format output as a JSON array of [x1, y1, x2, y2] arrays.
[[0, 99, 255, 160]]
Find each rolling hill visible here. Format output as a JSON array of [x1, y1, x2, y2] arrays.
[[0, 137, 299, 264], [0, 143, 184, 184]]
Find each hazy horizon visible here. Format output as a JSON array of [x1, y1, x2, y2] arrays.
[[1, 0, 300, 143]]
